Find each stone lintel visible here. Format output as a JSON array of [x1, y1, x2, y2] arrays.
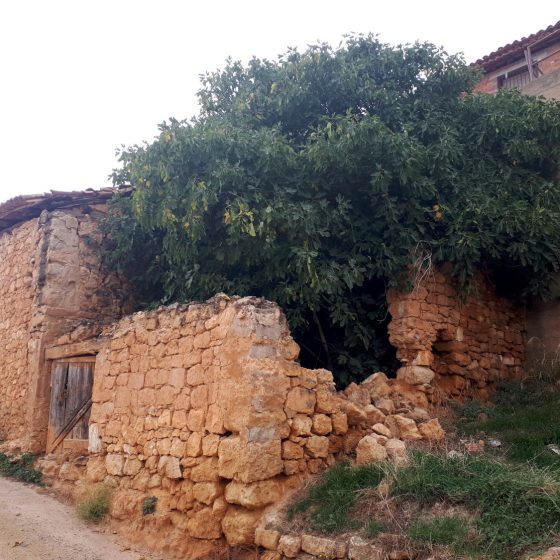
[[45, 339, 102, 360]]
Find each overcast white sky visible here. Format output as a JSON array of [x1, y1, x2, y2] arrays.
[[0, 1, 558, 203]]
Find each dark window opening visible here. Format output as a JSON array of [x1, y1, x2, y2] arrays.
[[498, 66, 532, 90]]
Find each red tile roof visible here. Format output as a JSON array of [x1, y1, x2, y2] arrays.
[[475, 20, 560, 72]]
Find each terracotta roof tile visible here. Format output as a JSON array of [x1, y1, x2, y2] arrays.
[[475, 20, 560, 72]]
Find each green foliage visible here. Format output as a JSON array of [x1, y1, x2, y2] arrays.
[[142, 495, 158, 515], [77, 485, 112, 523], [454, 398, 489, 422], [104, 35, 560, 383], [392, 452, 560, 558], [0, 452, 42, 485], [460, 381, 560, 470], [409, 515, 468, 545], [288, 462, 384, 533], [365, 519, 385, 538]]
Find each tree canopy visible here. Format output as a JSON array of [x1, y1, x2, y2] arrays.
[[104, 35, 560, 384]]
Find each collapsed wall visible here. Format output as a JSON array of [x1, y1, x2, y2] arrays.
[[0, 202, 129, 451], [387, 266, 525, 401], [45, 296, 347, 554], [42, 295, 446, 557]]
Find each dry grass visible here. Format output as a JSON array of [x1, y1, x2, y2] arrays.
[[77, 484, 112, 523]]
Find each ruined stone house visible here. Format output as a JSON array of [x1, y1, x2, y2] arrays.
[[0, 188, 130, 452], [0, 188, 546, 554]]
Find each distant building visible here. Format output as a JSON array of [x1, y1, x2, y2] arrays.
[[475, 20, 560, 99]]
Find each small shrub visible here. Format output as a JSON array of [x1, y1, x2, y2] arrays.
[[454, 399, 487, 422], [0, 452, 43, 485], [289, 463, 385, 533], [365, 519, 385, 538], [409, 515, 467, 545], [78, 484, 112, 523], [142, 495, 158, 515]]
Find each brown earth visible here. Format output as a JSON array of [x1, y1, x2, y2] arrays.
[[0, 476, 162, 560]]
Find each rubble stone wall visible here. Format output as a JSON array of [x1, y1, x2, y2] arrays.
[[387, 267, 525, 400], [0, 208, 129, 450], [0, 219, 40, 442], [77, 296, 349, 552]]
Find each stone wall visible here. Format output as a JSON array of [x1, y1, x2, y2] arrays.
[[0, 207, 129, 451], [387, 267, 525, 400], [39, 296, 447, 557], [0, 219, 40, 442], [63, 296, 349, 553]]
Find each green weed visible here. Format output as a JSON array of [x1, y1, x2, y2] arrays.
[[77, 484, 112, 523], [142, 495, 158, 515], [409, 515, 468, 545], [0, 452, 42, 485], [291, 451, 560, 558], [454, 399, 489, 422], [365, 519, 385, 538], [460, 381, 560, 470], [288, 462, 385, 533]]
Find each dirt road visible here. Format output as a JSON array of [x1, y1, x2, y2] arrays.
[[0, 476, 157, 560]]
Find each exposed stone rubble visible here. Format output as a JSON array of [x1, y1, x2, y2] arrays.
[[0, 192, 535, 559], [256, 528, 414, 560], [388, 266, 525, 401], [0, 219, 38, 445], [338, 371, 444, 468]]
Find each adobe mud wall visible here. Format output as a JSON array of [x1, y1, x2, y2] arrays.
[[387, 267, 525, 400], [0, 208, 129, 451]]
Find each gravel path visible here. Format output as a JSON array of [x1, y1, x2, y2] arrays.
[[0, 476, 158, 560]]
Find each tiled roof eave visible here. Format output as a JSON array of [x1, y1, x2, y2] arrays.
[[474, 21, 560, 72]]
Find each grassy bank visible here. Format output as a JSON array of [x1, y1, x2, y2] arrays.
[[290, 452, 560, 559], [457, 380, 560, 471], [289, 381, 560, 559]]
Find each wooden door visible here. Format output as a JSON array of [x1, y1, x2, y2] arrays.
[[47, 359, 94, 452]]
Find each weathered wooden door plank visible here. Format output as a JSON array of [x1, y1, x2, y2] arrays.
[[47, 360, 95, 452]]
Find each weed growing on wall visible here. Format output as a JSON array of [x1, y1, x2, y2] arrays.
[[77, 484, 112, 523], [142, 496, 158, 516]]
